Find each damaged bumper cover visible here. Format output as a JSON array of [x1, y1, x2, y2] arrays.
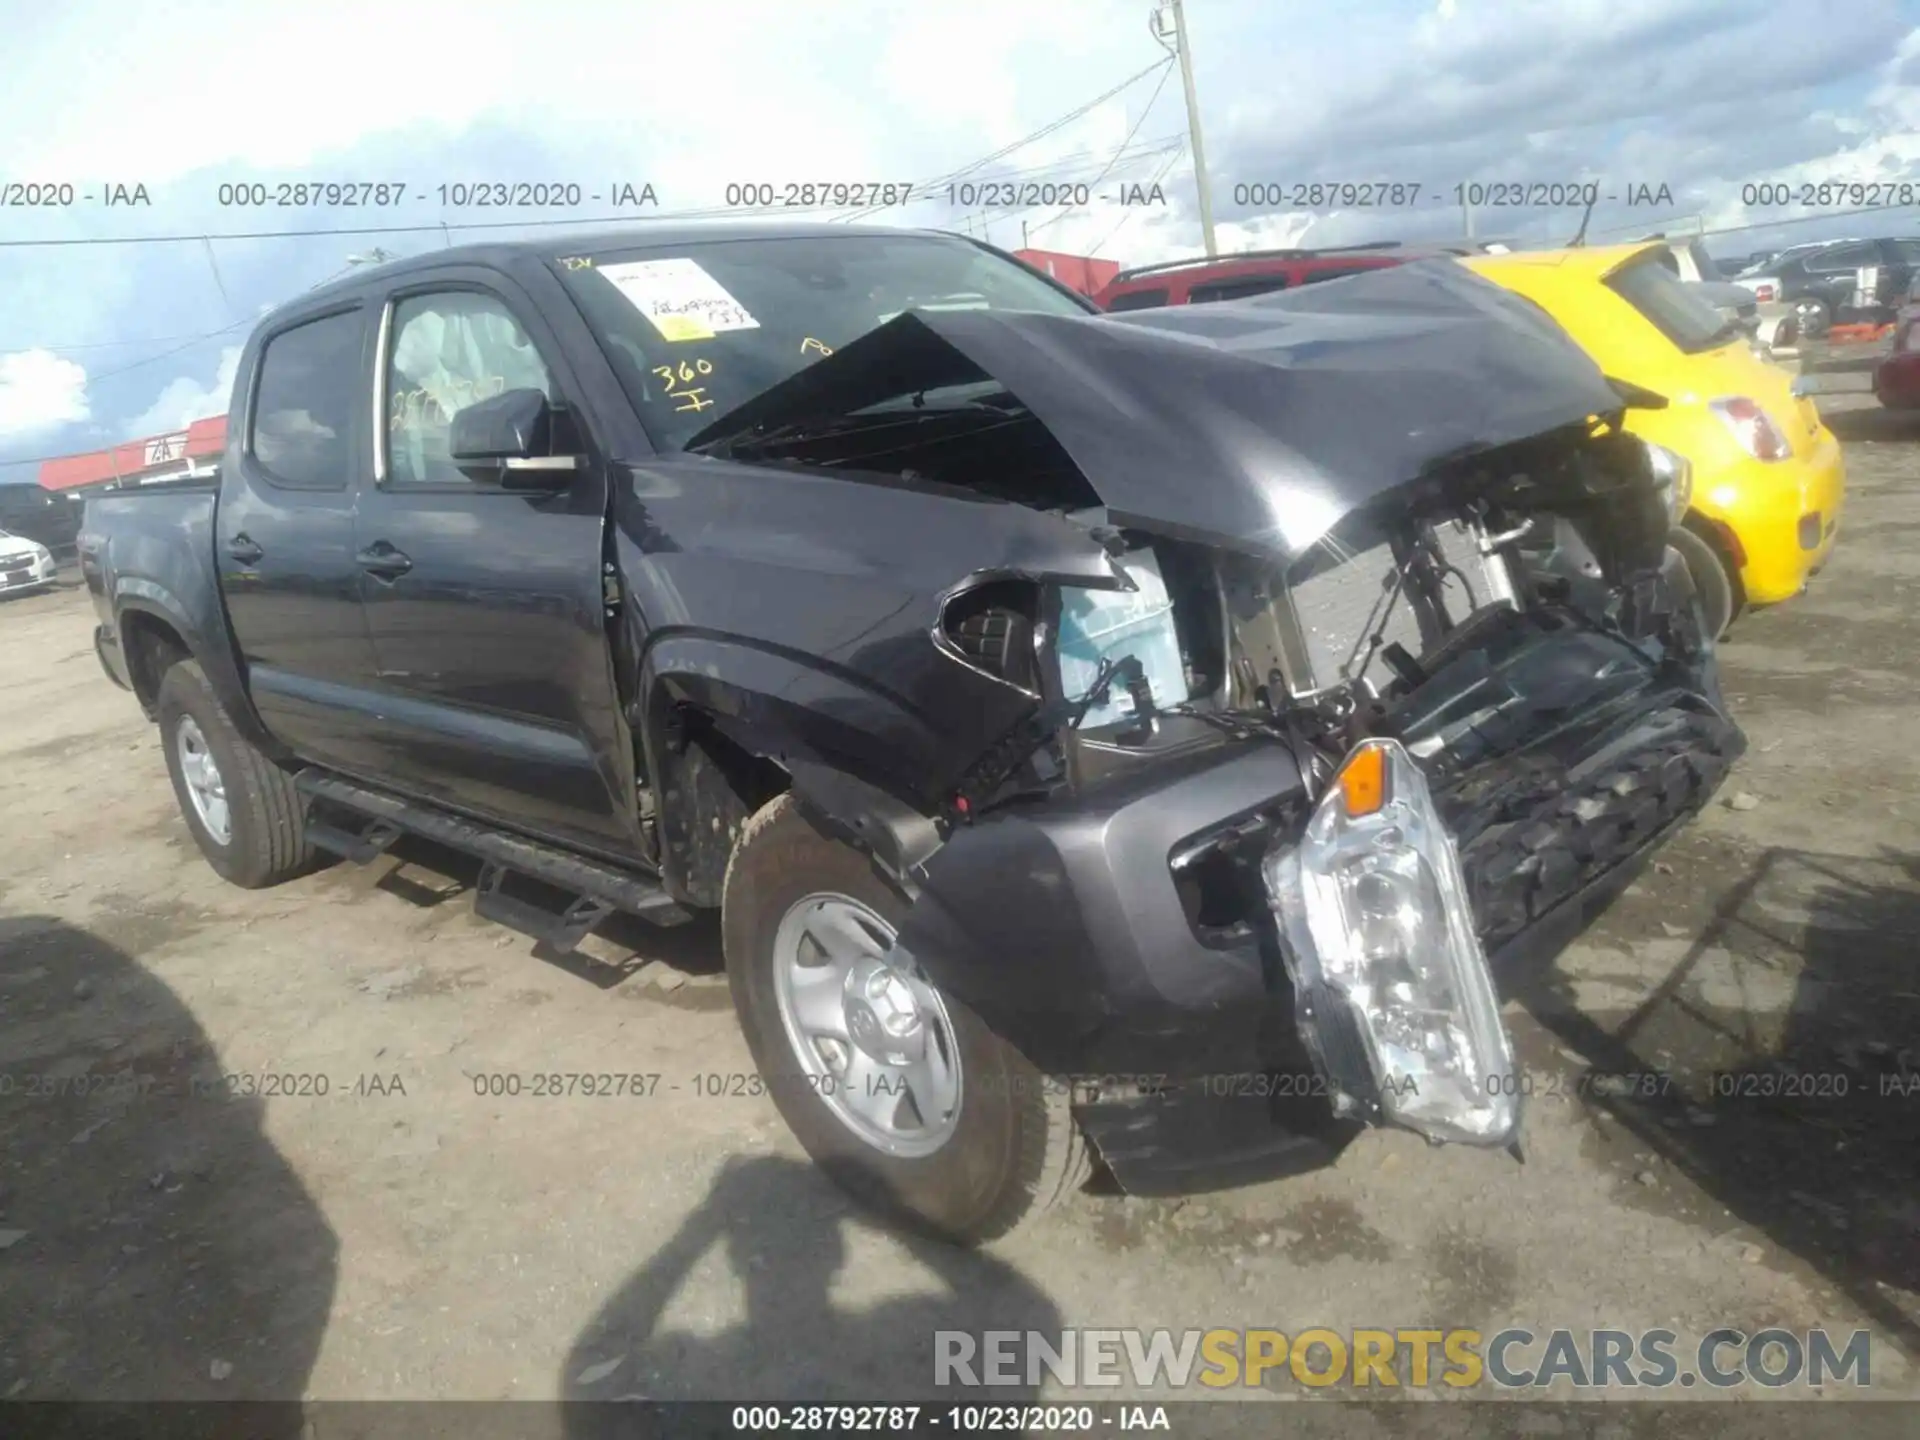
[[892, 613, 1738, 1194]]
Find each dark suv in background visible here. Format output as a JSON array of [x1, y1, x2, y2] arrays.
[[1733, 236, 1920, 335]]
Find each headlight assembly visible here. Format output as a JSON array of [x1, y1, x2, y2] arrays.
[[1265, 738, 1520, 1147], [1644, 439, 1692, 524]]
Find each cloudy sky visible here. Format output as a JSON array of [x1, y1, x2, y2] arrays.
[[2, 0, 1916, 478]]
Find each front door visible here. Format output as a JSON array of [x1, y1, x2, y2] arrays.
[[216, 303, 387, 776], [352, 271, 633, 853]]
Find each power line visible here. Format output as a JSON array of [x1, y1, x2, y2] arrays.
[[86, 319, 251, 382], [834, 59, 1175, 225], [927, 58, 1175, 188], [1026, 60, 1177, 242], [0, 330, 237, 353], [4, 65, 1181, 418], [1086, 140, 1188, 258]]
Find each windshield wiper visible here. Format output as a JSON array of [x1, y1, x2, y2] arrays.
[[709, 399, 1026, 459]]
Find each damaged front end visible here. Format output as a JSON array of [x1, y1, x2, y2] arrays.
[[683, 260, 1743, 1190]]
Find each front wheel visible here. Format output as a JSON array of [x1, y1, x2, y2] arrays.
[[157, 659, 316, 888], [722, 795, 1090, 1244], [1669, 524, 1740, 641]]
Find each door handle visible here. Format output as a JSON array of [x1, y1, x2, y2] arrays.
[[356, 541, 413, 579], [227, 533, 264, 565]]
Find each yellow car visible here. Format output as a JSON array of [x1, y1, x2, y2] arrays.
[[1461, 242, 1845, 637]]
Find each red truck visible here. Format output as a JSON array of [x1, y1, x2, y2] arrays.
[[1093, 244, 1410, 311]]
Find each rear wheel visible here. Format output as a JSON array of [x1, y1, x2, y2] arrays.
[[157, 659, 316, 888], [1669, 523, 1740, 640], [722, 794, 1089, 1244]]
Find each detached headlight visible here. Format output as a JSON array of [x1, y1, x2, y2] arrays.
[[1265, 738, 1520, 1147], [1644, 440, 1692, 524]]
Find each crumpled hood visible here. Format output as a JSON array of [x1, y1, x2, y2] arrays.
[[688, 258, 1629, 562]]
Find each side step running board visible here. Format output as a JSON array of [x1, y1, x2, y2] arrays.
[[296, 771, 692, 953]]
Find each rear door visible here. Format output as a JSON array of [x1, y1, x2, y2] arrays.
[[351, 265, 634, 853], [217, 302, 387, 774]]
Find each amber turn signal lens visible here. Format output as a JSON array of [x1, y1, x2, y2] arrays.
[[1337, 742, 1389, 818]]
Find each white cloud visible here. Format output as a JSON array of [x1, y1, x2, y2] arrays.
[[125, 345, 242, 437], [0, 351, 90, 439]]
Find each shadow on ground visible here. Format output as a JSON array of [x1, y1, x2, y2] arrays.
[[1511, 844, 1920, 1355], [0, 915, 337, 1408], [559, 1154, 1062, 1420]]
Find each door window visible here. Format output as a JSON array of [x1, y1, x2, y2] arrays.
[[1805, 242, 1876, 273], [384, 291, 555, 487], [250, 310, 363, 490]]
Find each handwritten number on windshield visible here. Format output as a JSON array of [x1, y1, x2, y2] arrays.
[[652, 357, 717, 413]]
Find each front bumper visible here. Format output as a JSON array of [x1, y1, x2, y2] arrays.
[[0, 552, 54, 593], [898, 607, 1741, 1194]]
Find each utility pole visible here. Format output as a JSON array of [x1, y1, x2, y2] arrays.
[[1152, 0, 1217, 256]]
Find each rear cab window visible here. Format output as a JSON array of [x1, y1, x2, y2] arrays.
[[1188, 274, 1291, 304], [1294, 264, 1377, 286], [552, 234, 1091, 452], [1604, 256, 1736, 354], [1103, 287, 1171, 311], [249, 310, 363, 490]]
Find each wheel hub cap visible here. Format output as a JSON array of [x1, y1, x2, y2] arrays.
[[175, 716, 231, 846], [770, 893, 962, 1157], [844, 960, 926, 1064]]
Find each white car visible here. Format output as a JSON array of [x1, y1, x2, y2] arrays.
[[0, 529, 57, 596]]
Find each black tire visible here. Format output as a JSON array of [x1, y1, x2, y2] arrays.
[[1669, 523, 1739, 641], [156, 659, 316, 888], [722, 795, 1090, 1245]]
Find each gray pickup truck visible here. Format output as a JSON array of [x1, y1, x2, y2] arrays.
[[78, 222, 1741, 1242]]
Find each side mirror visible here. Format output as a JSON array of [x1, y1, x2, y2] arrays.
[[448, 388, 579, 489]]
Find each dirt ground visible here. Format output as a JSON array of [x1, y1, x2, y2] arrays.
[[2, 395, 1917, 1412]]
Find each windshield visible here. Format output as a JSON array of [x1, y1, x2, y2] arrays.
[[553, 233, 1090, 452], [1606, 255, 1739, 353]]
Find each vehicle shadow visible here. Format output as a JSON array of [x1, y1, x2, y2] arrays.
[[559, 1154, 1063, 1424], [1510, 844, 1920, 1356], [0, 915, 338, 1415]]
